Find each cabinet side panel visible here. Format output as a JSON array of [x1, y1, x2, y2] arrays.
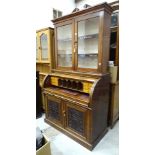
[[108, 82, 119, 127], [91, 74, 110, 142], [49, 29, 55, 70], [102, 12, 111, 73]]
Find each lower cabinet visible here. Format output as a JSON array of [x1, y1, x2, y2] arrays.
[[43, 73, 110, 150], [45, 94, 88, 139]]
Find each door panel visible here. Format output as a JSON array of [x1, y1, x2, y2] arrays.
[[75, 12, 101, 71], [46, 95, 63, 126], [55, 20, 74, 70], [65, 101, 88, 138], [39, 30, 50, 62]]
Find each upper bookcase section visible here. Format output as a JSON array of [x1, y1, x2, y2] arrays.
[[51, 2, 113, 74]]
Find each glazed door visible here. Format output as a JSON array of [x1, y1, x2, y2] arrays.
[[64, 101, 88, 139], [39, 30, 50, 63], [46, 94, 63, 126], [75, 12, 101, 72], [55, 20, 74, 70]]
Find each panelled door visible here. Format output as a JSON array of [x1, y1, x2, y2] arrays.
[[74, 12, 102, 72], [55, 19, 75, 70], [46, 94, 64, 126], [36, 30, 51, 63], [64, 100, 89, 139]]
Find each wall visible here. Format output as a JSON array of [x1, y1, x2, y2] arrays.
[[35, 0, 75, 30], [35, 0, 116, 30], [75, 0, 115, 9]]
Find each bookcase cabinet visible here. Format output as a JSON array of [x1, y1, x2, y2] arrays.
[[43, 2, 113, 150]]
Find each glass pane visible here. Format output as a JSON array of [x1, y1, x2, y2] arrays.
[[36, 37, 38, 60], [78, 17, 99, 69], [111, 13, 118, 27], [40, 33, 48, 60], [57, 24, 72, 67]]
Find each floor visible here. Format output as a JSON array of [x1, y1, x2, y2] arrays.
[[36, 114, 119, 155]]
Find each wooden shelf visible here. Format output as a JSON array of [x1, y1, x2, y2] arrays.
[[110, 26, 118, 32], [78, 53, 97, 55], [57, 38, 72, 42], [57, 34, 98, 42], [78, 34, 98, 40], [58, 53, 72, 55], [57, 53, 98, 56]]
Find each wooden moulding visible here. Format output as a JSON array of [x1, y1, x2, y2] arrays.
[[109, 1, 119, 11], [36, 27, 54, 33], [51, 69, 103, 78], [43, 89, 90, 110], [50, 72, 98, 83], [52, 2, 113, 24]]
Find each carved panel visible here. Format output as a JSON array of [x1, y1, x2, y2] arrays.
[[48, 100, 60, 121], [68, 107, 84, 135]]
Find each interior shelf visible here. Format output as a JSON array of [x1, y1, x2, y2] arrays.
[[58, 54, 72, 56], [78, 33, 98, 40], [57, 34, 98, 42], [58, 53, 97, 55], [78, 53, 98, 55], [57, 38, 72, 42]]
